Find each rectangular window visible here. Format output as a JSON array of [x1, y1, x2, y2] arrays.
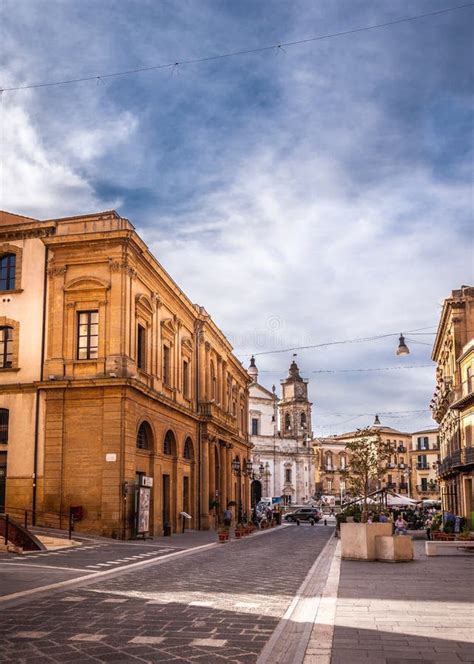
[[0, 254, 16, 291], [163, 345, 171, 385], [0, 409, 8, 443], [285, 468, 292, 483], [183, 360, 189, 398], [417, 436, 429, 450], [137, 324, 146, 370], [251, 418, 259, 435], [418, 454, 428, 469], [421, 477, 428, 491], [0, 327, 13, 368], [77, 311, 98, 360]]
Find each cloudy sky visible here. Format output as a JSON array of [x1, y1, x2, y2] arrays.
[[2, 0, 473, 435]]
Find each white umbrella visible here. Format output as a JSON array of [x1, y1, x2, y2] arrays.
[[386, 493, 419, 507]]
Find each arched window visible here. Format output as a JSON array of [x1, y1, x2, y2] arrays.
[[285, 413, 291, 431], [137, 421, 153, 450], [183, 437, 193, 460], [164, 430, 176, 456], [0, 326, 13, 368], [300, 412, 306, 427], [340, 454, 346, 470], [0, 409, 9, 443], [0, 254, 16, 291]]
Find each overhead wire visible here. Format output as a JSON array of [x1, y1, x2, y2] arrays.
[[1, 3, 473, 93]]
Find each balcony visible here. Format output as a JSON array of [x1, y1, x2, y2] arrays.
[[198, 402, 237, 430], [399, 483, 408, 491], [324, 467, 336, 473], [397, 446, 407, 453], [450, 378, 474, 410], [416, 484, 439, 493], [417, 462, 429, 470], [386, 463, 396, 469], [399, 463, 406, 469], [385, 482, 396, 489], [430, 379, 453, 423]]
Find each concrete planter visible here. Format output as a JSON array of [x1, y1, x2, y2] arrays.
[[340, 522, 392, 561], [375, 535, 413, 562]]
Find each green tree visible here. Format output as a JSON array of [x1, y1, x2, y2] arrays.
[[345, 428, 392, 522]]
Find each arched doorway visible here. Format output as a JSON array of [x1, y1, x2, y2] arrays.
[[251, 480, 262, 506], [162, 430, 177, 531]]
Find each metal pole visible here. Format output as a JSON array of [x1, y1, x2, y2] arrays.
[[68, 508, 73, 540], [24, 510, 28, 529], [4, 514, 9, 545]]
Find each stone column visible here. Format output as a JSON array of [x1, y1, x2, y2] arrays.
[[209, 442, 216, 505], [219, 441, 227, 511], [200, 437, 210, 529]]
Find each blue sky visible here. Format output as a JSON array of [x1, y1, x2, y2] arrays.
[[1, 0, 473, 434]]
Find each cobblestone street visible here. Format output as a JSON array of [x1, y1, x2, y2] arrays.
[[0, 525, 332, 663]]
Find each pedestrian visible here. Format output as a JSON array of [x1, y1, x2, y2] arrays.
[[223, 507, 232, 528], [425, 515, 433, 541], [379, 512, 388, 523], [395, 514, 408, 535]]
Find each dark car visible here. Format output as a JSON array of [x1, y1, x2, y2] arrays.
[[284, 507, 321, 523]]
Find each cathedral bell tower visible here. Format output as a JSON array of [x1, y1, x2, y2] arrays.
[[279, 357, 312, 440]]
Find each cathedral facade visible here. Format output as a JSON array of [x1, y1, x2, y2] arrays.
[[248, 356, 315, 506]]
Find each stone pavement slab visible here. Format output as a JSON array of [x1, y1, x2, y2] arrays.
[[0, 523, 333, 663], [305, 538, 474, 664]]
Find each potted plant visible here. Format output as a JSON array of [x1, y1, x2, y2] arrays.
[[340, 428, 394, 560], [218, 525, 229, 543], [234, 522, 245, 539]]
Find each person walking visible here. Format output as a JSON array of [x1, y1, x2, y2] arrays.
[[223, 507, 232, 528]]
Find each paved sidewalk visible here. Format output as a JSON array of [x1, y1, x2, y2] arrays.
[[301, 538, 474, 664]]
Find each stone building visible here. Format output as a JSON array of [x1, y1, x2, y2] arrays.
[[0, 209, 250, 537], [313, 417, 414, 504], [248, 357, 315, 505], [409, 428, 440, 502], [431, 285, 474, 526]]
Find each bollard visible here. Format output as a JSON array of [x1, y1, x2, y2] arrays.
[[324, 518, 327, 526]]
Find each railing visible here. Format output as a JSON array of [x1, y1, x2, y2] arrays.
[[417, 463, 429, 470], [450, 378, 474, 407], [397, 446, 407, 453], [399, 463, 406, 469], [0, 506, 77, 540], [451, 449, 463, 467], [385, 482, 396, 489], [198, 402, 238, 430], [399, 483, 408, 490], [416, 484, 439, 493]]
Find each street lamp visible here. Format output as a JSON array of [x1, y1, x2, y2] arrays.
[[396, 334, 410, 356]]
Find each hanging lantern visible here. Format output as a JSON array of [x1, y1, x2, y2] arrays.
[[396, 334, 410, 356]]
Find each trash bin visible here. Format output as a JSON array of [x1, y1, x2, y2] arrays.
[[163, 522, 172, 536], [273, 511, 281, 525]]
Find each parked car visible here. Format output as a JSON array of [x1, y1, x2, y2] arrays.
[[284, 507, 321, 523]]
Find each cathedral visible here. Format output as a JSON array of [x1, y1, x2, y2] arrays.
[[248, 356, 316, 506]]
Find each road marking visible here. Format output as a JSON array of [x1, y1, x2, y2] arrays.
[[0, 541, 219, 604], [0, 562, 95, 573], [191, 638, 227, 647], [129, 636, 165, 644], [102, 598, 127, 603], [69, 634, 105, 642], [14, 631, 51, 639], [61, 596, 86, 602]]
